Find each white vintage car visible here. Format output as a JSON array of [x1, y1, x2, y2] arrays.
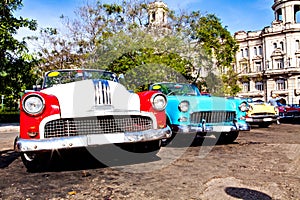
[[14, 69, 171, 171]]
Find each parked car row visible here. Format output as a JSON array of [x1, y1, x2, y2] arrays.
[[276, 102, 300, 119], [15, 69, 252, 171]]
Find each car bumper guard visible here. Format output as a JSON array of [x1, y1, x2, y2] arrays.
[[15, 126, 172, 152]]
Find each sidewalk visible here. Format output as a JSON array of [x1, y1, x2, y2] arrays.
[[0, 123, 20, 132]]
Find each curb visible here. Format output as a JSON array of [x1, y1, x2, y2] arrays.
[[0, 123, 20, 132]]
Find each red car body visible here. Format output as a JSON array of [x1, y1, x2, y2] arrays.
[[15, 69, 171, 171]]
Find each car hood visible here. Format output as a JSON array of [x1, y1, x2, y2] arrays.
[[41, 79, 140, 118], [167, 95, 236, 112], [248, 103, 276, 114]]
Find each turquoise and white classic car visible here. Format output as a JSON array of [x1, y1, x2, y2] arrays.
[[149, 82, 250, 145]]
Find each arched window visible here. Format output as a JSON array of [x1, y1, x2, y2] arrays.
[[294, 5, 300, 23], [258, 46, 262, 55], [254, 47, 257, 55], [241, 49, 244, 57], [296, 40, 300, 50], [245, 48, 248, 57], [273, 43, 277, 49], [280, 41, 284, 51], [242, 82, 250, 92], [276, 8, 282, 21], [152, 12, 156, 21]]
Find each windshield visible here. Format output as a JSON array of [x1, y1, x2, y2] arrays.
[[150, 83, 200, 96], [43, 69, 118, 88]]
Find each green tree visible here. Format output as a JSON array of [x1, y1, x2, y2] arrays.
[[0, 0, 38, 108], [32, 0, 239, 95], [187, 13, 240, 95]]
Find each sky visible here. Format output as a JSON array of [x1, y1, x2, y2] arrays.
[[15, 0, 275, 39]]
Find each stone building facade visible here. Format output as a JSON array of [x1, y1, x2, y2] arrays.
[[234, 0, 300, 104]]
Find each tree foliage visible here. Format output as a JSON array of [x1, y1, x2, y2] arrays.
[[32, 0, 240, 95], [0, 0, 38, 107]]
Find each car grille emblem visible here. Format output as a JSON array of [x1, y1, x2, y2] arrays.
[[93, 80, 111, 105]]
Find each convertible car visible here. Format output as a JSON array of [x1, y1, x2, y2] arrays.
[[245, 99, 279, 127], [15, 69, 171, 171], [149, 82, 250, 145], [277, 102, 300, 119]]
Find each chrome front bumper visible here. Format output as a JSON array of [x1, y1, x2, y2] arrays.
[[172, 124, 239, 134], [15, 127, 171, 152], [246, 115, 278, 123], [238, 122, 251, 131]]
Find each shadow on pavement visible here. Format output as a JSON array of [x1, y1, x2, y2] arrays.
[[0, 149, 20, 168], [225, 187, 272, 200], [25, 145, 161, 173]]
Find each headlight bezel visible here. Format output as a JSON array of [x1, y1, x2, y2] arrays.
[[239, 102, 249, 112], [151, 93, 167, 111], [22, 94, 45, 116], [178, 100, 190, 112]]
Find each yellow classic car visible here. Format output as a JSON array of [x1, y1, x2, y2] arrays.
[[245, 99, 279, 128]]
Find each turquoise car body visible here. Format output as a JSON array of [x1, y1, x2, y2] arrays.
[[149, 82, 250, 143]]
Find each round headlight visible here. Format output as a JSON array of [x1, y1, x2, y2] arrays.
[[239, 102, 248, 112], [178, 100, 189, 112], [22, 94, 45, 115], [151, 94, 167, 111]]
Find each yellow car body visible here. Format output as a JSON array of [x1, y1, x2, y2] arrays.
[[246, 100, 279, 127]]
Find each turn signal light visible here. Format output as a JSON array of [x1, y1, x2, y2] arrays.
[[27, 126, 38, 138]]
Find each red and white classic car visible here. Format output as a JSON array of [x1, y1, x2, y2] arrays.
[[14, 69, 171, 171]]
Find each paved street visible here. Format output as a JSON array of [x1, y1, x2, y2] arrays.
[[0, 122, 299, 199]]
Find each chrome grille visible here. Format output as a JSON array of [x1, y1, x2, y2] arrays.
[[252, 112, 275, 116], [44, 116, 153, 138], [190, 111, 236, 123], [94, 80, 111, 105]]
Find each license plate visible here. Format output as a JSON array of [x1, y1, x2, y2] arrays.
[[212, 126, 232, 132], [263, 118, 272, 121]]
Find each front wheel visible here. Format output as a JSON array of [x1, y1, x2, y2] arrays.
[[258, 123, 271, 128], [219, 131, 239, 144], [21, 152, 49, 172], [119, 140, 162, 154]]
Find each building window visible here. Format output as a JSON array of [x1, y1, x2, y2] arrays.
[[255, 82, 264, 91], [276, 79, 286, 90], [297, 77, 300, 89], [280, 41, 284, 51], [273, 43, 277, 49], [296, 40, 300, 50], [254, 47, 257, 55], [258, 46, 262, 55], [245, 48, 248, 57], [275, 58, 284, 69], [241, 49, 244, 57], [242, 82, 250, 92], [241, 63, 249, 73], [295, 5, 300, 23], [255, 61, 262, 72], [276, 8, 282, 21], [151, 12, 156, 21]]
